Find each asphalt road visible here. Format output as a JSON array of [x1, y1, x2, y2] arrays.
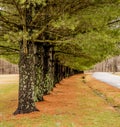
[[92, 72, 120, 88]]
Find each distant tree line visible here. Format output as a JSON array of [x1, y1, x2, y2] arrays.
[[0, 58, 19, 74], [93, 56, 120, 72]]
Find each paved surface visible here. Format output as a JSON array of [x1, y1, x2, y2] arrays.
[[92, 72, 120, 88], [0, 74, 19, 85]]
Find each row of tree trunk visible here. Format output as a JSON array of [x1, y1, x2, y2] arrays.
[[14, 42, 82, 115]]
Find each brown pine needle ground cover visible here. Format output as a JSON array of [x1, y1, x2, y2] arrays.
[[1, 74, 120, 127]]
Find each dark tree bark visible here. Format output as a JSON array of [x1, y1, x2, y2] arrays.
[[14, 42, 39, 115], [34, 43, 44, 101], [47, 46, 55, 91], [54, 60, 60, 84], [34, 43, 55, 101], [43, 44, 54, 95]]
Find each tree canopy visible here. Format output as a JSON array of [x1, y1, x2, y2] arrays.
[[0, 0, 120, 69]]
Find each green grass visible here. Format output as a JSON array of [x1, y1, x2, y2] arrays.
[[1, 111, 120, 127], [83, 110, 120, 127], [0, 84, 18, 117], [0, 114, 76, 127], [0, 84, 18, 94]]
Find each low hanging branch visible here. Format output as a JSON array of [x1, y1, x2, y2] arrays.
[[0, 45, 19, 52], [55, 50, 93, 59], [108, 18, 120, 25], [0, 52, 18, 55]]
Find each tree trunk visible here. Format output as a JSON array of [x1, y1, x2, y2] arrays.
[[43, 44, 54, 95], [34, 44, 44, 101], [54, 60, 60, 84], [47, 46, 55, 91], [113, 57, 117, 73], [14, 42, 39, 115], [34, 43, 55, 101]]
